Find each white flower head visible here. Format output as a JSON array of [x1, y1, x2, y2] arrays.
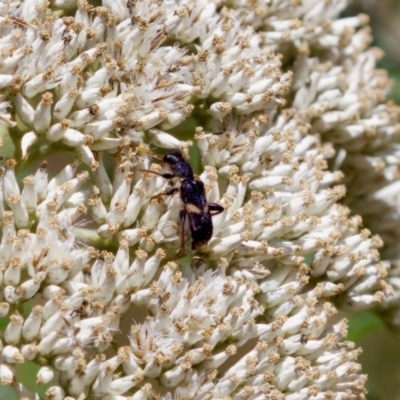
[[0, 0, 395, 398]]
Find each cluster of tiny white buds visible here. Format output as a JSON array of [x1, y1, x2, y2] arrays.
[[225, 0, 400, 326], [0, 0, 396, 398]]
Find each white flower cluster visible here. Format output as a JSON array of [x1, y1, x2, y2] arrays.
[[0, 0, 395, 398], [227, 0, 400, 327], [0, 0, 290, 163], [0, 157, 371, 399]]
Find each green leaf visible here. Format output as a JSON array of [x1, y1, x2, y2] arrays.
[[347, 311, 383, 342]]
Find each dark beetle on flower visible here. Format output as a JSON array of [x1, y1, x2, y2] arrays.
[[139, 150, 224, 253]]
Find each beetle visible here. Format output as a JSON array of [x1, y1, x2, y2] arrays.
[[140, 151, 224, 252]]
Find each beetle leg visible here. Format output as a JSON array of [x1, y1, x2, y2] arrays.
[[138, 168, 175, 180], [149, 187, 179, 203], [172, 209, 187, 260], [179, 209, 187, 251], [209, 203, 224, 216]]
